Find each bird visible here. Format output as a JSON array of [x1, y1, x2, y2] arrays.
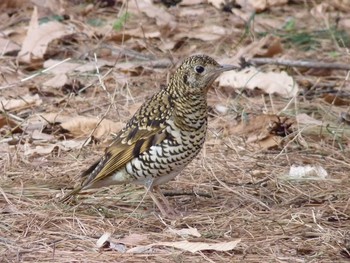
[[60, 54, 237, 216]]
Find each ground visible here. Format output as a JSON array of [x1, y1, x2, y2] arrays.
[[1, 0, 350, 262]]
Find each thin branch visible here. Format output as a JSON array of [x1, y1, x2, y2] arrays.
[[244, 57, 350, 71]]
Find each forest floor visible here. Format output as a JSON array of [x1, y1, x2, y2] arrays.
[[1, 0, 350, 262]]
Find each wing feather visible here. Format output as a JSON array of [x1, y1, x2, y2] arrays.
[[61, 90, 174, 202]]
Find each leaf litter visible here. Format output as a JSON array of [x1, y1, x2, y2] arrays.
[[1, 0, 350, 262]]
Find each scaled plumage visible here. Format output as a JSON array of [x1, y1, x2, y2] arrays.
[[61, 55, 237, 216]]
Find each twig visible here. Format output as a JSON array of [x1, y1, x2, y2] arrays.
[[244, 57, 350, 71], [21, 58, 72, 82], [163, 190, 212, 198]]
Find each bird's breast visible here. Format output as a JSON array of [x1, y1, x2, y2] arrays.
[[124, 117, 207, 184]]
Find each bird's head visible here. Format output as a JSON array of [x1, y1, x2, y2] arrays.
[[170, 55, 237, 96]]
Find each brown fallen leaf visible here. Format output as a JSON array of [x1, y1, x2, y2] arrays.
[[39, 113, 124, 140], [0, 115, 22, 133], [235, 35, 283, 60], [249, 134, 283, 150], [323, 94, 350, 106], [128, 0, 176, 29], [229, 114, 293, 150], [60, 117, 124, 139], [18, 7, 74, 64], [218, 67, 298, 98]]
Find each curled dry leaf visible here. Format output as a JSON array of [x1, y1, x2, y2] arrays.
[[96, 232, 127, 252], [96, 232, 112, 248], [218, 67, 298, 98]]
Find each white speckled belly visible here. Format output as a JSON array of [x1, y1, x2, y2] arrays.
[[124, 119, 207, 186]]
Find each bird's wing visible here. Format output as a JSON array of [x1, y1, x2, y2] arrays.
[[80, 91, 174, 188], [60, 91, 174, 202]]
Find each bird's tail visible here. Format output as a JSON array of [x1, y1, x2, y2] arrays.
[[60, 185, 84, 203]]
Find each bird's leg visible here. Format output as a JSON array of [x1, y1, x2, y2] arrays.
[[146, 187, 168, 217], [152, 186, 176, 215], [143, 177, 177, 217]]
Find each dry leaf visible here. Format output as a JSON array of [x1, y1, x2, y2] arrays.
[[24, 144, 57, 156], [43, 74, 68, 88], [18, 7, 74, 63], [114, 233, 149, 246], [36, 113, 124, 139], [128, 0, 176, 28], [96, 232, 112, 248], [218, 67, 298, 98], [24, 139, 88, 156], [176, 25, 227, 42], [235, 35, 283, 60], [167, 227, 201, 238], [286, 165, 328, 180], [323, 94, 350, 106], [229, 114, 291, 150], [236, 0, 288, 12], [97, 233, 148, 252], [0, 94, 42, 111], [0, 115, 22, 133], [60, 117, 124, 139], [0, 37, 21, 54], [59, 140, 88, 150], [229, 114, 275, 137], [97, 233, 126, 252], [296, 114, 323, 126], [253, 134, 282, 150], [31, 130, 55, 141], [127, 239, 240, 253]]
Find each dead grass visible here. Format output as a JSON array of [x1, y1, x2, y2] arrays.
[[1, 1, 350, 262]]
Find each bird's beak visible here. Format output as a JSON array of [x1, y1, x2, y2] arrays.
[[218, 64, 239, 72]]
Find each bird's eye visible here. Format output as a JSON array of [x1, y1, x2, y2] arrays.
[[194, 65, 205, 74]]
